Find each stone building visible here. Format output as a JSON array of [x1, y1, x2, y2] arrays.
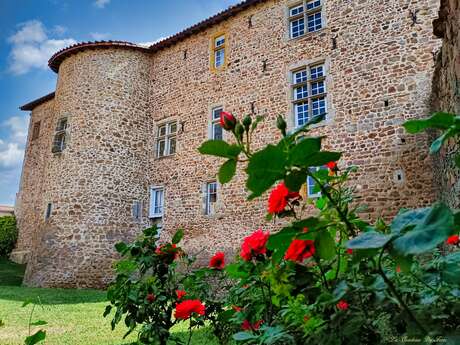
[[13, 0, 444, 288]]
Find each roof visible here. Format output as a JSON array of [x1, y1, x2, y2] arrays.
[[48, 40, 149, 73], [149, 0, 264, 51], [21, 0, 265, 111], [0, 205, 14, 213], [20, 92, 55, 111]]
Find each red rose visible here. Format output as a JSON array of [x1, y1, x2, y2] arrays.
[[174, 299, 205, 320], [220, 111, 236, 131], [446, 235, 459, 245], [325, 161, 337, 170], [396, 266, 401, 273], [347, 248, 353, 254], [146, 293, 155, 303], [240, 229, 270, 261], [176, 290, 186, 300], [268, 182, 300, 214], [241, 319, 263, 331], [336, 300, 349, 310], [209, 251, 225, 270], [284, 239, 315, 263], [155, 243, 179, 262]]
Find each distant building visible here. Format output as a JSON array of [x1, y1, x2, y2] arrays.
[[13, 0, 443, 288], [0, 205, 14, 217]]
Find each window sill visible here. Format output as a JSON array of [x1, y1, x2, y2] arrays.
[[149, 214, 163, 219], [154, 153, 176, 160]]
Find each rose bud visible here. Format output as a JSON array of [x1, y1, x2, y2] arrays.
[[235, 123, 245, 140], [276, 115, 287, 136], [242, 115, 252, 131], [220, 111, 237, 131], [146, 293, 155, 303]]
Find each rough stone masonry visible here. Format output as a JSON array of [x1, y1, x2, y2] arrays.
[[12, 0, 445, 288]]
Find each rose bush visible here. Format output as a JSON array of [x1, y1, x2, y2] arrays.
[[107, 111, 460, 344]]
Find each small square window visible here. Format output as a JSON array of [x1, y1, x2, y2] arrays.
[[289, 4, 304, 16], [310, 65, 324, 79], [211, 106, 223, 140], [132, 201, 142, 221], [215, 49, 225, 68], [294, 85, 309, 100], [295, 102, 309, 127], [306, 0, 321, 10], [293, 69, 308, 84], [32, 122, 41, 141], [156, 122, 177, 157], [307, 12, 322, 32], [290, 18, 305, 38], [149, 187, 164, 218], [312, 97, 327, 117], [311, 80, 325, 95], [45, 203, 52, 220], [205, 182, 217, 215], [215, 35, 225, 48]]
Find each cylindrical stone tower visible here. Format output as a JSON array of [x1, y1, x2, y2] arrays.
[[23, 42, 153, 288]]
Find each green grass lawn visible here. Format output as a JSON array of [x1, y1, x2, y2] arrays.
[[0, 258, 219, 345]]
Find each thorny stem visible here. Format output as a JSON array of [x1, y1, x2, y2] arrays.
[[186, 321, 193, 345], [314, 256, 330, 291], [377, 245, 428, 336]]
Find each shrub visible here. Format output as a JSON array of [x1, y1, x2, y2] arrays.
[[0, 216, 18, 257]]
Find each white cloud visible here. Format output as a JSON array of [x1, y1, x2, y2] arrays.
[[52, 25, 67, 36], [7, 20, 77, 75], [94, 0, 111, 8], [90, 32, 110, 40], [0, 143, 24, 168], [4, 115, 29, 142], [137, 37, 166, 48]]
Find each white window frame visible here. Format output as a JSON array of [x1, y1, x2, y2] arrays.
[[210, 106, 223, 140], [149, 187, 164, 218], [205, 181, 218, 215], [214, 35, 226, 69], [288, 0, 324, 39], [291, 62, 327, 128], [52, 117, 68, 153], [156, 122, 177, 158]]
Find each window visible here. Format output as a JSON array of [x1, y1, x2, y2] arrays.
[[210, 106, 223, 140], [307, 166, 327, 197], [32, 121, 41, 141], [205, 182, 217, 215], [291, 63, 327, 127], [289, 0, 323, 38], [45, 203, 52, 220], [52, 118, 68, 153], [149, 187, 164, 218], [211, 34, 226, 70], [132, 201, 142, 221], [156, 122, 177, 158]]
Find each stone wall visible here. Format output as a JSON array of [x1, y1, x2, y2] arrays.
[[15, 0, 443, 287], [20, 48, 153, 287], [432, 0, 460, 208]]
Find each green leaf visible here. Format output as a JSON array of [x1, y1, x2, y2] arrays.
[[114, 242, 128, 254], [430, 128, 456, 153], [25, 330, 46, 345], [454, 152, 460, 169], [172, 228, 184, 244], [218, 159, 237, 184], [246, 144, 287, 199], [198, 140, 241, 159], [225, 263, 249, 279], [30, 320, 47, 326], [403, 112, 455, 133], [103, 305, 112, 318], [333, 280, 348, 300], [267, 227, 299, 262], [303, 151, 342, 167], [316, 230, 336, 260], [391, 207, 430, 235], [290, 137, 322, 165], [284, 170, 307, 192], [441, 252, 460, 284], [392, 203, 454, 255], [394, 254, 413, 273], [233, 332, 257, 341], [347, 231, 392, 249], [22, 300, 32, 308]]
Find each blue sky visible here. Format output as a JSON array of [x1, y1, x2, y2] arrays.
[[0, 0, 239, 205]]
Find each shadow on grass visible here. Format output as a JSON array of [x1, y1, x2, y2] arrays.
[[116, 327, 224, 345], [0, 257, 26, 286]]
